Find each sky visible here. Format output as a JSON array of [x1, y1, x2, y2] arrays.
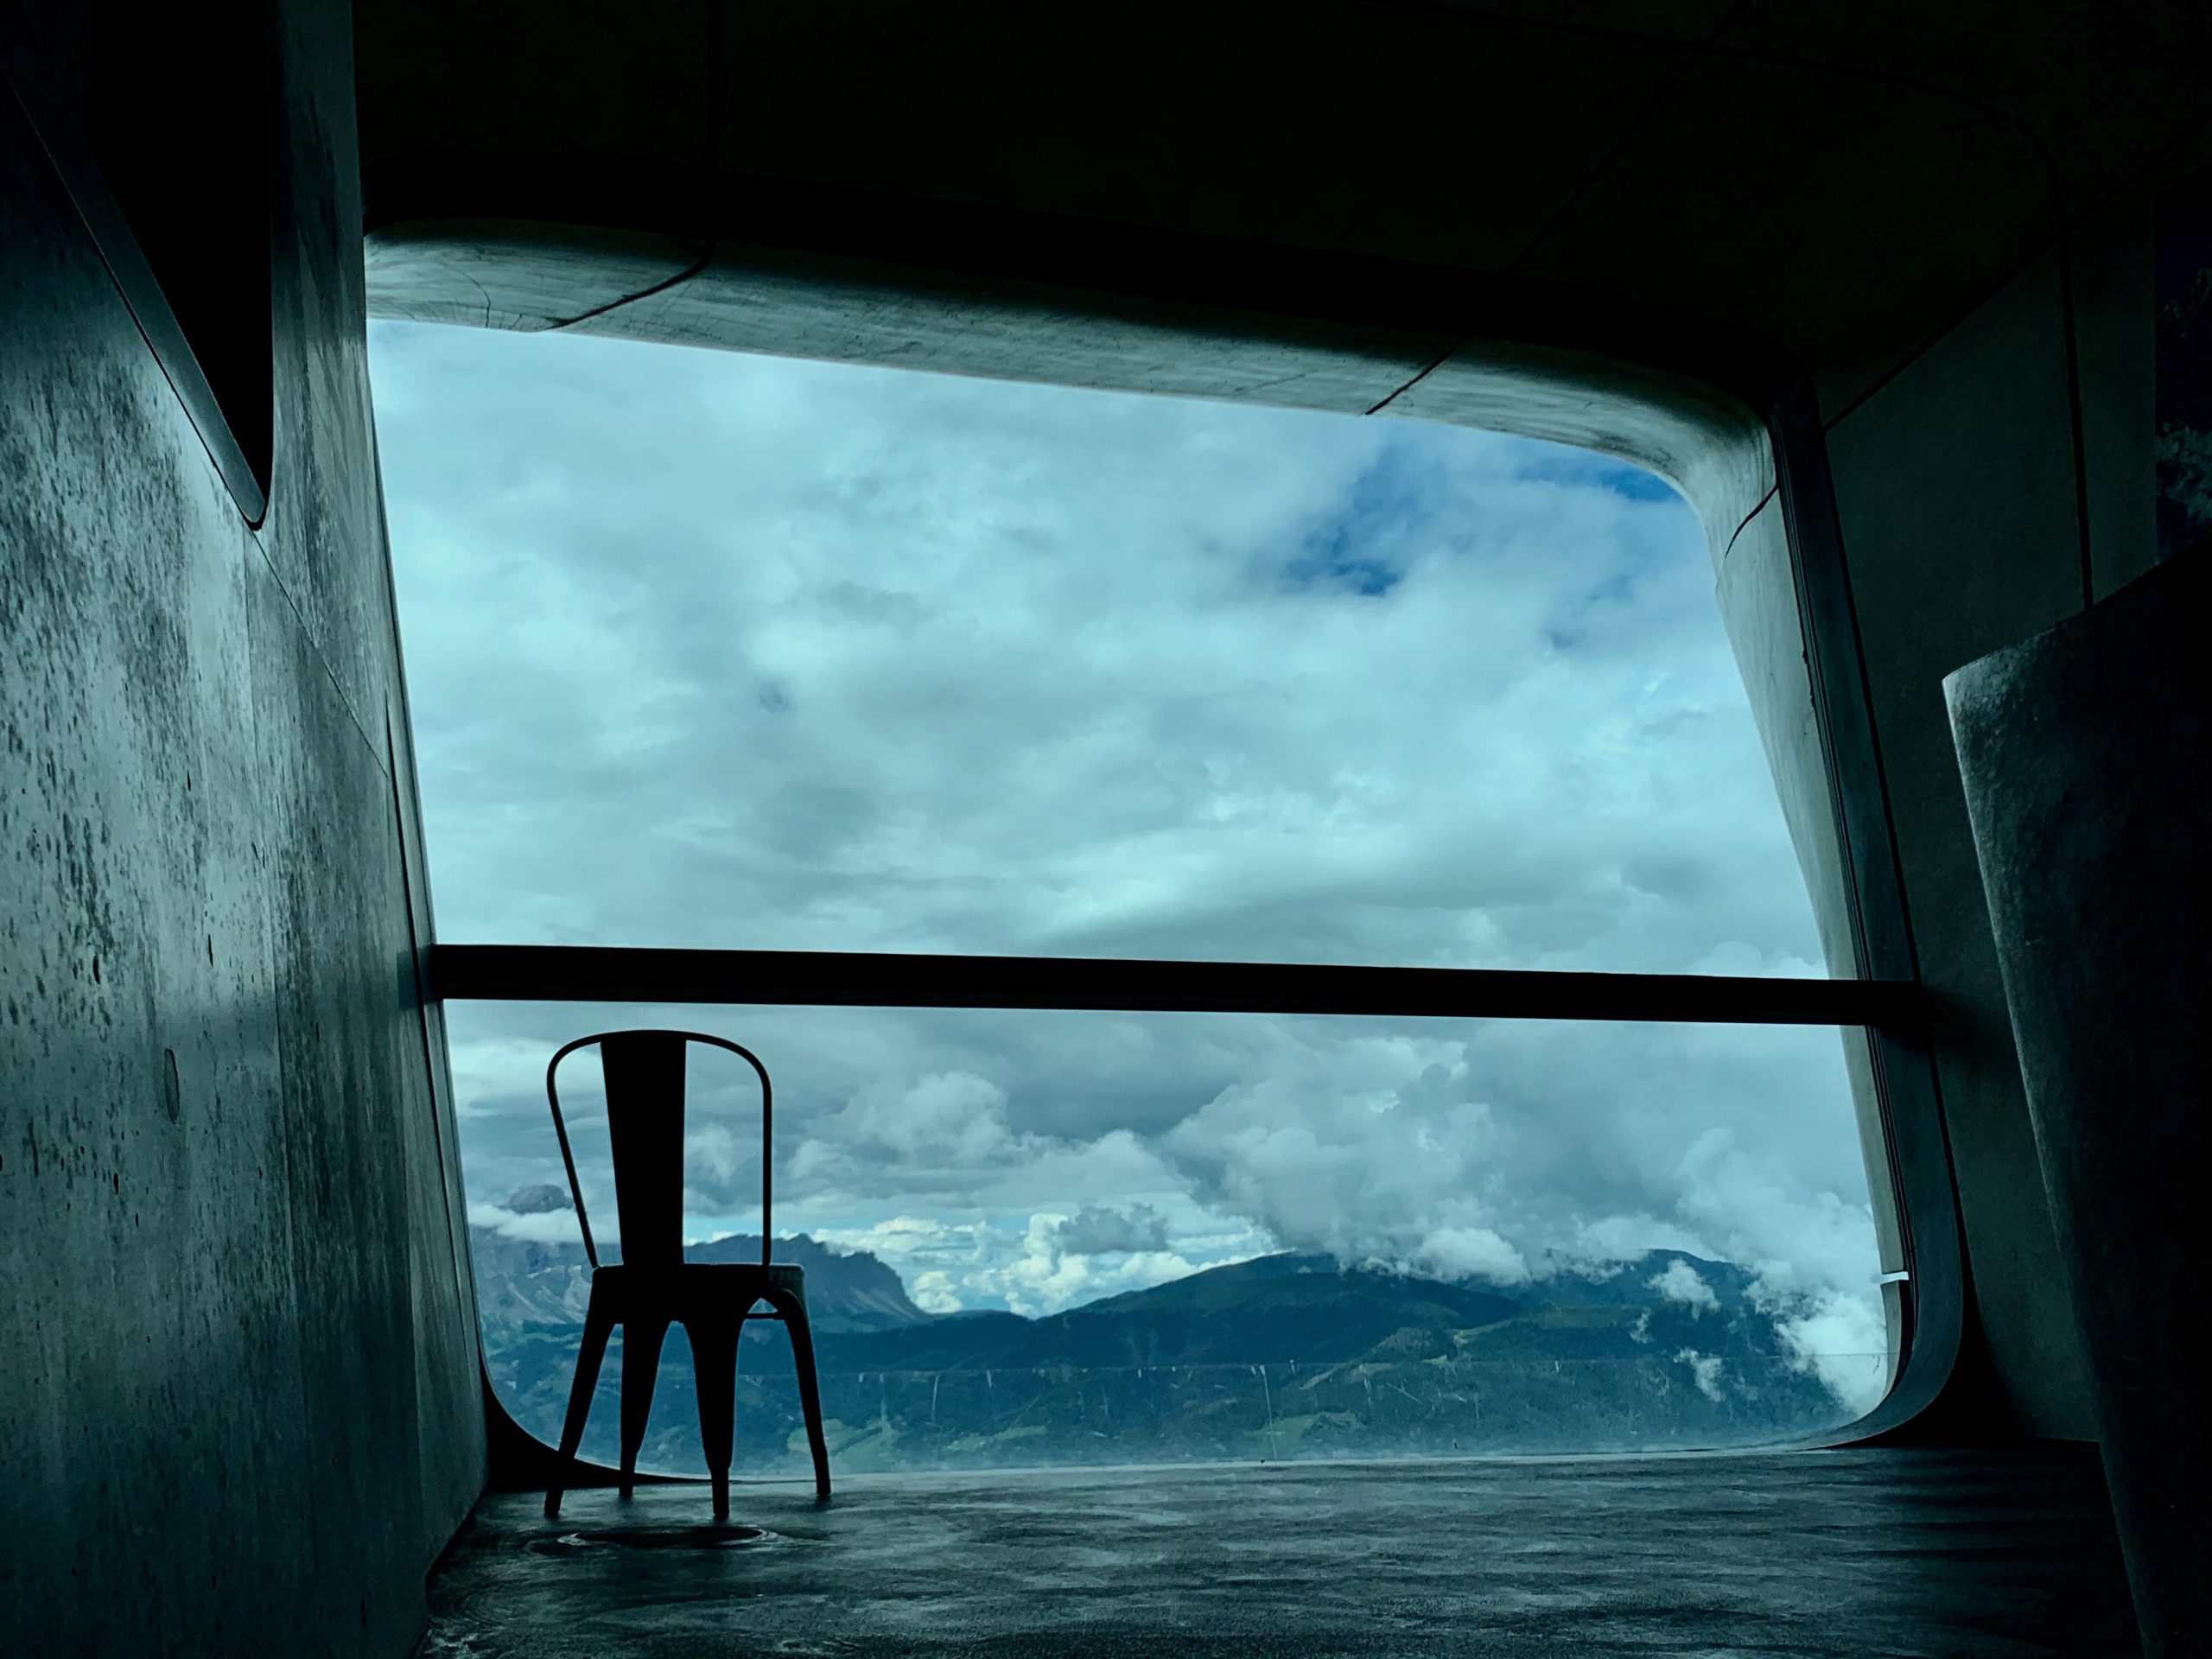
[[370, 321, 1888, 1412]]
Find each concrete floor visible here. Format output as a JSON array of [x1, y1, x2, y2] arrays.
[[422, 1448, 2137, 1657]]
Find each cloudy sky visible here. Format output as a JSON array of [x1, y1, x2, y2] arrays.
[[370, 322, 1886, 1409]]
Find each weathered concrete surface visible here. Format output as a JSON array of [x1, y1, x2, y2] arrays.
[[0, 3, 482, 1654], [1823, 254, 2101, 1441], [1948, 551, 2212, 1657], [424, 1450, 2136, 1656]]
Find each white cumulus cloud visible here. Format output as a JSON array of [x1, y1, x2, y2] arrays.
[[1648, 1258, 1719, 1313], [1675, 1349, 1728, 1403]]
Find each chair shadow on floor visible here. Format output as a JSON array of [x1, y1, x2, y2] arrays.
[[538, 1029, 831, 1521]]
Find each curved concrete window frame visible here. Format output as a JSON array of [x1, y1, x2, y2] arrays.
[[371, 171, 1960, 1460]]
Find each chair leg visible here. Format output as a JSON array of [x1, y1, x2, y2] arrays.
[[771, 1290, 832, 1499], [547, 1287, 616, 1518], [688, 1314, 741, 1522], [618, 1315, 671, 1500]]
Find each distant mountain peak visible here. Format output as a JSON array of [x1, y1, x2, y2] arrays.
[[467, 1224, 927, 1332]]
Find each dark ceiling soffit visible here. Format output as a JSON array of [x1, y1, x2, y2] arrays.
[[428, 943, 1917, 1028], [0, 10, 269, 527], [359, 150, 1801, 404]]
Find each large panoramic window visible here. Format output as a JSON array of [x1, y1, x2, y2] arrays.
[[372, 322, 1889, 1472]]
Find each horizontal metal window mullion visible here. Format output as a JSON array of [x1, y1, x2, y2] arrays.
[[428, 944, 1917, 1028]]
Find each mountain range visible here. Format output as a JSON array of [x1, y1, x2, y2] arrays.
[[470, 1225, 926, 1333], [472, 1225, 1866, 1477]]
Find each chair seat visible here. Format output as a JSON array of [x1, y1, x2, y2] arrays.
[[588, 1260, 807, 1315]]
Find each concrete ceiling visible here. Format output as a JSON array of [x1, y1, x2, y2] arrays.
[[355, 0, 2212, 507]]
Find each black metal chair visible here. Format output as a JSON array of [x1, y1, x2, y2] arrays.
[[540, 1029, 830, 1519]]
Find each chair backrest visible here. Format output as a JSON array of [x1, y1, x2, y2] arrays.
[[544, 1029, 772, 1273]]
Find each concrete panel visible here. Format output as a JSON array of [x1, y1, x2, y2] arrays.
[[1824, 254, 2093, 1439], [365, 222, 711, 333], [384, 675, 487, 1546], [1723, 0, 2212, 214], [1948, 552, 2212, 1656], [286, 0, 489, 1572], [252, 0, 427, 758], [1, 92, 322, 1654], [1421, 0, 1743, 41], [354, 0, 718, 179], [0, 1, 484, 1652], [2067, 197, 2158, 599], [1518, 56, 2057, 419], [594, 239, 1446, 415], [712, 0, 1683, 276], [359, 1, 1690, 276], [246, 556, 430, 1654]]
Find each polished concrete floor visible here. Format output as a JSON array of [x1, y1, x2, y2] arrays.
[[421, 1448, 2137, 1657]]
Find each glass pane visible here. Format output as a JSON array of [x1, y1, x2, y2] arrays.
[[372, 322, 1829, 977], [454, 1002, 1886, 1473]]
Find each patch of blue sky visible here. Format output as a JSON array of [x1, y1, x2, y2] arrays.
[[1521, 448, 1700, 652], [1277, 425, 1686, 607], [1278, 428, 1448, 597]]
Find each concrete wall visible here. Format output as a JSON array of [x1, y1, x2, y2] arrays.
[[1821, 258, 2098, 1437], [0, 4, 483, 1654], [1809, 125, 2209, 1437]]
